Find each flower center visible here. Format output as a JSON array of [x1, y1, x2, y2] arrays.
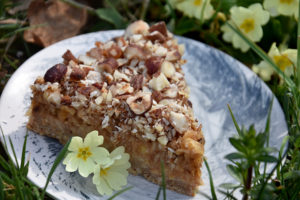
[[273, 54, 293, 71], [240, 18, 255, 33], [193, 0, 202, 6], [77, 147, 92, 161], [280, 0, 294, 4], [100, 167, 110, 176]]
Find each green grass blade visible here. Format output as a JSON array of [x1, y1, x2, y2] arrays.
[[9, 159, 24, 200], [8, 137, 19, 169], [226, 22, 296, 89], [0, 155, 10, 171], [107, 186, 133, 200], [0, 175, 4, 200], [0, 171, 13, 185], [204, 159, 217, 200], [20, 132, 28, 174], [297, 0, 300, 88], [155, 186, 162, 200], [0, 126, 8, 152], [160, 160, 166, 200], [227, 104, 241, 136], [41, 139, 71, 199]]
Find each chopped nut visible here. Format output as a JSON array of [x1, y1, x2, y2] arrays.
[[170, 111, 190, 134], [113, 70, 130, 82], [113, 36, 127, 47], [62, 50, 80, 64], [44, 63, 67, 83], [149, 21, 168, 37], [146, 31, 165, 43], [155, 46, 168, 57], [87, 47, 103, 61], [105, 45, 123, 59], [70, 67, 86, 81], [124, 45, 146, 60], [61, 95, 72, 105], [78, 55, 97, 65], [130, 74, 144, 91], [126, 91, 152, 115], [163, 84, 178, 98], [124, 20, 149, 38], [110, 82, 134, 96], [145, 56, 162, 75], [92, 82, 103, 90], [161, 61, 175, 78], [95, 96, 103, 105], [152, 90, 163, 102], [97, 58, 118, 74], [165, 50, 181, 61], [178, 44, 185, 55], [85, 71, 101, 84], [78, 86, 94, 96], [149, 73, 170, 91], [157, 135, 168, 145]]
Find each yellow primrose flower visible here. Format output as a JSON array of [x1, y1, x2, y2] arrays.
[[221, 3, 270, 52], [92, 146, 131, 196], [176, 0, 214, 20], [264, 0, 299, 19], [63, 131, 110, 177], [252, 43, 297, 81]]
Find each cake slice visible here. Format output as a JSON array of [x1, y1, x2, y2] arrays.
[[27, 20, 205, 196]]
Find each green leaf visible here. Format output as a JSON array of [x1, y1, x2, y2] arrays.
[[264, 97, 274, 147], [229, 138, 244, 152], [95, 8, 126, 29], [107, 186, 133, 200], [174, 17, 196, 35], [225, 152, 245, 160], [283, 170, 300, 180], [8, 136, 19, 169], [226, 164, 242, 182], [227, 104, 241, 136], [0, 175, 4, 200], [41, 139, 71, 199], [204, 159, 217, 200], [20, 133, 28, 175], [219, 183, 240, 190], [256, 155, 277, 163], [0, 155, 10, 171]]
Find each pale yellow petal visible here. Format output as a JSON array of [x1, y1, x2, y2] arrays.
[[68, 137, 83, 152], [95, 177, 113, 196], [63, 152, 76, 165], [83, 130, 104, 148], [249, 3, 270, 25], [78, 158, 95, 177], [106, 171, 127, 190], [65, 156, 80, 172], [91, 147, 110, 164]]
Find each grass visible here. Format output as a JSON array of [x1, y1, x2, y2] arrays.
[[1, 0, 300, 199]]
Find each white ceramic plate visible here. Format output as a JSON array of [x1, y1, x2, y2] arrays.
[[0, 31, 287, 200]]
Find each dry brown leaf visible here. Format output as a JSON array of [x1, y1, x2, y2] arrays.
[[24, 0, 87, 47]]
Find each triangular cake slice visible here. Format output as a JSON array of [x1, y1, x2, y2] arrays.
[[27, 21, 205, 196]]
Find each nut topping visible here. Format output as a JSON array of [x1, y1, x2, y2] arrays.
[[145, 56, 163, 75], [87, 47, 104, 61], [130, 74, 144, 90], [61, 95, 72, 105], [126, 92, 152, 115], [149, 21, 168, 37], [149, 73, 170, 91], [146, 31, 166, 43], [124, 20, 149, 38], [62, 50, 80, 64], [70, 67, 86, 81], [161, 61, 175, 78], [97, 58, 118, 74], [44, 63, 67, 83], [165, 50, 181, 61], [170, 111, 190, 134], [124, 45, 146, 60], [105, 45, 123, 59]]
